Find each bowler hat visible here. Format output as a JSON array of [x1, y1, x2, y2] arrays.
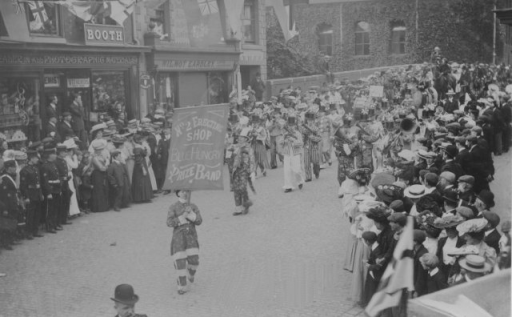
[[477, 190, 495, 208], [443, 145, 458, 158], [362, 231, 377, 242], [111, 284, 139, 306]]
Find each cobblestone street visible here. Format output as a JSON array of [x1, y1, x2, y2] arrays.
[[0, 153, 510, 317]]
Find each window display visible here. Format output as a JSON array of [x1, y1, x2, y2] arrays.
[[92, 71, 127, 120]]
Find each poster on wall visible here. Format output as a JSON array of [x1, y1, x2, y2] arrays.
[[163, 103, 229, 191]]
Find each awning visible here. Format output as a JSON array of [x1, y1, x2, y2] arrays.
[[495, 8, 512, 26]]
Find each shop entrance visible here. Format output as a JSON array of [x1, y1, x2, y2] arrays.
[[240, 66, 260, 91]]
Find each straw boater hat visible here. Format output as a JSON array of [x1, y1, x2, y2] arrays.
[[404, 184, 427, 199], [458, 255, 492, 273]]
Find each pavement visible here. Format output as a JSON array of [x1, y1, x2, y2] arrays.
[[0, 152, 510, 317]]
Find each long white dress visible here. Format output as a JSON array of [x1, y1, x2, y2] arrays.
[[65, 154, 81, 216], [142, 140, 157, 191]]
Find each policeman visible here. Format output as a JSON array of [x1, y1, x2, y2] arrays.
[[0, 160, 21, 250], [20, 150, 44, 238], [40, 146, 61, 233], [55, 144, 71, 227]]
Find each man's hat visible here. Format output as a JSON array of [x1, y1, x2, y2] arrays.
[[287, 116, 296, 125], [305, 112, 316, 120], [28, 141, 42, 150], [389, 200, 404, 213], [14, 151, 27, 161], [477, 190, 495, 208], [456, 206, 475, 220], [111, 284, 139, 306], [3, 160, 16, 169], [458, 175, 475, 186], [387, 212, 407, 226], [442, 188, 459, 204], [361, 231, 377, 243], [439, 171, 456, 184], [443, 144, 458, 158], [446, 89, 456, 95], [44, 147, 56, 154], [458, 255, 492, 273], [56, 144, 67, 152], [431, 215, 465, 229], [482, 211, 500, 228], [26, 149, 39, 158], [413, 229, 427, 244], [62, 111, 72, 117], [404, 184, 426, 199], [375, 184, 404, 204]]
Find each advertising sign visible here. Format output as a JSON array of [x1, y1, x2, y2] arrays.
[[163, 104, 229, 191], [67, 78, 90, 88], [369, 85, 384, 98], [84, 23, 125, 46]]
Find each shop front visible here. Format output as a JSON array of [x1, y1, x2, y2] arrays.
[[147, 50, 241, 111], [0, 47, 143, 143]]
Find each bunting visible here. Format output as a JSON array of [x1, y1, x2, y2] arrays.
[[267, 0, 298, 42]]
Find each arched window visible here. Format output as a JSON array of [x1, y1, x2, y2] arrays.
[[355, 22, 370, 56], [316, 23, 333, 56], [391, 22, 406, 54]]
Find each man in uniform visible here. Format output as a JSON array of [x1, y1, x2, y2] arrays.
[[20, 150, 44, 239], [40, 146, 61, 233], [55, 144, 71, 227], [0, 160, 21, 250]]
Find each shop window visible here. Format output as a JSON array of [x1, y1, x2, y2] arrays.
[[391, 23, 406, 54], [207, 72, 229, 105], [25, 2, 60, 36], [242, 0, 256, 43], [92, 71, 127, 120], [355, 21, 370, 56], [316, 23, 333, 56]]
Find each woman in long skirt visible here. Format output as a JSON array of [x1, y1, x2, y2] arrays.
[[141, 133, 157, 191], [112, 135, 132, 208], [131, 142, 152, 203], [123, 134, 135, 184], [64, 143, 81, 217], [252, 119, 270, 176], [167, 190, 202, 295], [90, 139, 110, 213]]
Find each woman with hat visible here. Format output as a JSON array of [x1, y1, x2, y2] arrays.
[[111, 284, 147, 317], [139, 131, 157, 192], [433, 215, 466, 282], [131, 134, 153, 203], [333, 112, 361, 186], [90, 139, 110, 213], [278, 115, 305, 193], [88, 123, 111, 165], [63, 139, 81, 218], [167, 190, 202, 294]]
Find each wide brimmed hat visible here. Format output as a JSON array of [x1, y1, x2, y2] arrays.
[[111, 284, 139, 306], [458, 255, 492, 273], [456, 218, 488, 236], [111, 135, 126, 144], [62, 139, 77, 150], [91, 123, 107, 134], [446, 89, 456, 95], [404, 184, 426, 199], [348, 168, 371, 180], [366, 206, 392, 223], [375, 184, 404, 204], [431, 215, 465, 229]]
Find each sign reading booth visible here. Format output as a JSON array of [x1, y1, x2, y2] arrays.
[[163, 104, 229, 191], [84, 24, 124, 46]]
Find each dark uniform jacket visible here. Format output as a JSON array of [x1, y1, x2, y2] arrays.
[[55, 157, 70, 194], [0, 173, 20, 212], [456, 148, 470, 174], [20, 164, 42, 202], [40, 161, 61, 195]]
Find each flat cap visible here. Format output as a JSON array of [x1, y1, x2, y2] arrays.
[[482, 211, 500, 228], [413, 229, 427, 244], [458, 175, 475, 186], [388, 213, 407, 226]]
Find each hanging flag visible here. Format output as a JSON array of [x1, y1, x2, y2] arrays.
[[109, 0, 135, 25], [0, 0, 30, 40], [365, 216, 415, 317], [268, 0, 297, 42], [57, 0, 93, 21], [224, 0, 245, 39], [198, 0, 218, 15], [27, 1, 49, 24], [182, 0, 223, 47]]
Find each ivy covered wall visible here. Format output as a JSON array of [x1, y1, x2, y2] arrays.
[[288, 0, 503, 73]]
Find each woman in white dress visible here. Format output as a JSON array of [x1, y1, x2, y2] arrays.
[[123, 133, 135, 183], [63, 139, 81, 217], [141, 132, 157, 191]]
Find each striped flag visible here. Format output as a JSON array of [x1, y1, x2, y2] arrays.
[[365, 216, 415, 317]]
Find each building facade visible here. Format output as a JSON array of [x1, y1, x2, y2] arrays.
[[0, 0, 266, 143], [282, 0, 501, 73]]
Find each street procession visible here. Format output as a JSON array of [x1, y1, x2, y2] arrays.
[[0, 0, 511, 316]]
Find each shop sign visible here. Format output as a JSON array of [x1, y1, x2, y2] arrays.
[[67, 78, 90, 88], [0, 53, 138, 66], [44, 74, 60, 88], [140, 74, 151, 89], [155, 59, 235, 71], [84, 24, 125, 46], [369, 85, 384, 98]]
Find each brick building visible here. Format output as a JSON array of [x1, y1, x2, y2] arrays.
[[279, 0, 501, 73]]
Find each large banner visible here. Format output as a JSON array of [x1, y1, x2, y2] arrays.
[[163, 104, 229, 191]]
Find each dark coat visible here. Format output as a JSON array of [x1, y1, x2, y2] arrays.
[[107, 161, 126, 188], [46, 104, 58, 119], [444, 99, 459, 114], [157, 137, 171, 171], [502, 103, 512, 124], [362, 243, 385, 306], [490, 107, 507, 132], [54, 157, 70, 193], [413, 244, 429, 296], [46, 122, 61, 143], [376, 225, 395, 268], [40, 161, 62, 195], [456, 148, 471, 174], [0, 173, 20, 211], [441, 160, 464, 180], [19, 164, 42, 202], [484, 229, 502, 254], [426, 269, 448, 294], [68, 101, 85, 131], [59, 121, 74, 140]]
